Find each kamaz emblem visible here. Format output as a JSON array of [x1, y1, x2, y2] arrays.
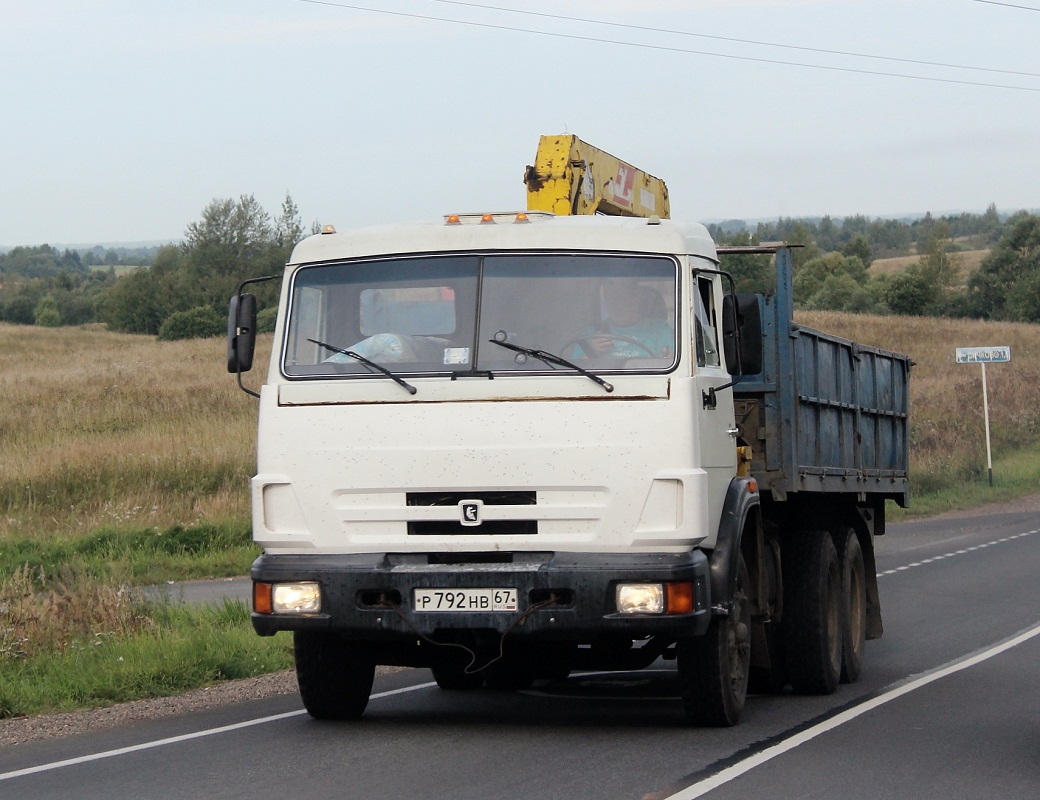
[[460, 500, 482, 526]]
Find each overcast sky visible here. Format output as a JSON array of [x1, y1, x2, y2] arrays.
[[3, 0, 1038, 247]]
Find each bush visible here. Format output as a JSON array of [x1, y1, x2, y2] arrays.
[[257, 305, 278, 333], [34, 295, 61, 327], [157, 306, 225, 341]]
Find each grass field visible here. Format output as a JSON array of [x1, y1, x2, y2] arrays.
[[870, 248, 989, 281], [0, 323, 270, 544], [2, 313, 1039, 717]]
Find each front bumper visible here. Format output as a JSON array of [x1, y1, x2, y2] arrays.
[[250, 550, 711, 641]]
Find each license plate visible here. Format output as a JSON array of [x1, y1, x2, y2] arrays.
[[414, 588, 518, 612]]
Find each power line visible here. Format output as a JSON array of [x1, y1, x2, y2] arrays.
[[431, 0, 1040, 80], [293, 0, 1040, 92], [972, 0, 1040, 11]]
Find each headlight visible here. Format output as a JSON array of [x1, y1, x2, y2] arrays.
[[258, 582, 322, 614], [615, 581, 695, 615], [616, 583, 665, 614]]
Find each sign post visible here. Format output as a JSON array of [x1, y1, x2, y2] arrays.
[[955, 346, 1011, 486]]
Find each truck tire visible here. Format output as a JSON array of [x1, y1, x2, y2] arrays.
[[677, 554, 751, 726], [431, 662, 485, 690], [835, 527, 867, 684], [293, 632, 375, 720], [782, 530, 842, 695], [748, 535, 787, 694]]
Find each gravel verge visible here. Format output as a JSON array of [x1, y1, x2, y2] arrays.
[[0, 670, 300, 748], [0, 666, 407, 749]]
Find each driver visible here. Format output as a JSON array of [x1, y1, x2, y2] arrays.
[[579, 278, 673, 359]]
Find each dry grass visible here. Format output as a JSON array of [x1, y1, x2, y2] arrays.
[[798, 311, 1040, 492], [0, 565, 155, 661], [870, 249, 989, 281], [0, 323, 270, 541], [2, 315, 1038, 544]]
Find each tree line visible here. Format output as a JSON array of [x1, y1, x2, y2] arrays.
[[712, 204, 1040, 322], [2, 199, 1039, 336]]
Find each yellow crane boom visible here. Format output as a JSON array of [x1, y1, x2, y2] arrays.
[[523, 134, 670, 219]]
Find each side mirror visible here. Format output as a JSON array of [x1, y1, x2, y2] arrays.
[[226, 293, 258, 374], [722, 293, 763, 377]]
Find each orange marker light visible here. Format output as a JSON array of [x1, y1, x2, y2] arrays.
[[666, 581, 694, 614], [253, 582, 273, 615], [446, 214, 461, 225], [480, 213, 496, 224]]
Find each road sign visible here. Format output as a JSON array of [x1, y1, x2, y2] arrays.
[[956, 345, 1010, 486], [955, 346, 1011, 364]]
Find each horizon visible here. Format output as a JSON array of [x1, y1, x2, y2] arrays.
[[4, 203, 1038, 254]]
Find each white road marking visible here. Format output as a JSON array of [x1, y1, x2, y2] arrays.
[[0, 682, 438, 782], [659, 621, 1040, 800], [878, 528, 1038, 577]]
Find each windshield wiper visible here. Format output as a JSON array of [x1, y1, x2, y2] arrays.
[[488, 338, 613, 393], [308, 338, 417, 395]]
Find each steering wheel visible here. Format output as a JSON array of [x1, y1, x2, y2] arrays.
[[561, 333, 658, 359]]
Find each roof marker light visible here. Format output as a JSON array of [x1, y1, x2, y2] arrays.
[[480, 213, 496, 224], [446, 214, 461, 225], [321, 224, 337, 234], [515, 212, 530, 223]]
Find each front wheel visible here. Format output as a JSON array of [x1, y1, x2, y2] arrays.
[[677, 554, 751, 726], [294, 632, 375, 720]]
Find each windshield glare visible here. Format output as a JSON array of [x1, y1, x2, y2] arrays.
[[282, 253, 679, 378]]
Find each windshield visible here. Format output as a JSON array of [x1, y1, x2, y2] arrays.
[[282, 253, 679, 379]]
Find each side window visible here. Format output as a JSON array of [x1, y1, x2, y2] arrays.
[[694, 276, 721, 368]]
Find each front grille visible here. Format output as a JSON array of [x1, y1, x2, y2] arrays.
[[407, 491, 536, 506], [406, 491, 538, 536]]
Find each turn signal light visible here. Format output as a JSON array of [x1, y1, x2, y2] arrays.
[[254, 581, 273, 615], [665, 581, 694, 614]]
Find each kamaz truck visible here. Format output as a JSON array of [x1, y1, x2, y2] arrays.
[[227, 136, 910, 725]]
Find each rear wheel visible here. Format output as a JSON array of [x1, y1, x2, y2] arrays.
[[835, 527, 867, 683], [678, 554, 751, 726], [294, 632, 375, 720], [782, 530, 842, 695]]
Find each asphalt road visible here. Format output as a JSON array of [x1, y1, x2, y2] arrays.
[[3, 504, 1039, 799]]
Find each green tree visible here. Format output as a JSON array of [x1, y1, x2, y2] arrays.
[[793, 252, 868, 306], [275, 192, 305, 251], [803, 273, 876, 313], [840, 235, 873, 267], [714, 230, 774, 293], [34, 294, 61, 327], [881, 264, 937, 316], [102, 268, 165, 334], [965, 213, 1040, 320]]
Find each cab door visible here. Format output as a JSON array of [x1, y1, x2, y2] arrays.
[[692, 272, 739, 521]]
